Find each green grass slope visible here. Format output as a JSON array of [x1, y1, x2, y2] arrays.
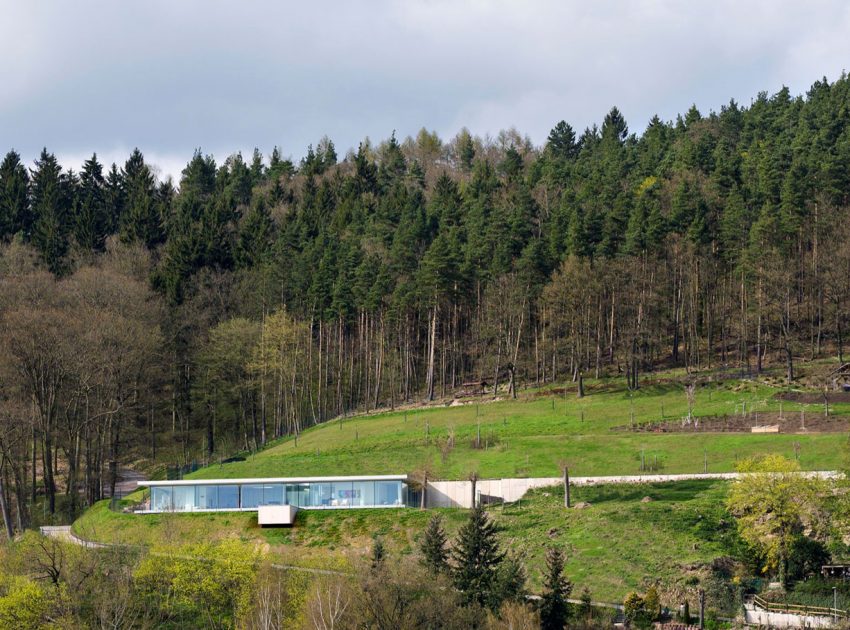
[[188, 378, 848, 481], [73, 373, 850, 601], [74, 480, 734, 601]]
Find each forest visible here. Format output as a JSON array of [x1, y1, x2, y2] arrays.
[[2, 73, 850, 531]]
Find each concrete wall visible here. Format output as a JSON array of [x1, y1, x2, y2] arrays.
[[423, 471, 841, 509], [426, 477, 561, 508], [744, 608, 837, 628]]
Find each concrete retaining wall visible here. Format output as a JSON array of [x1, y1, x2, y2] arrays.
[[745, 608, 836, 628], [424, 471, 840, 509], [426, 477, 561, 508]]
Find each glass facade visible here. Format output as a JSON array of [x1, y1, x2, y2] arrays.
[[145, 479, 409, 512]]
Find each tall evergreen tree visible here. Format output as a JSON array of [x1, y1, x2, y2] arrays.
[[546, 120, 579, 160], [73, 153, 109, 252], [419, 514, 450, 574], [451, 506, 506, 609], [104, 162, 124, 234], [30, 148, 69, 273], [539, 546, 572, 630], [0, 150, 30, 239], [120, 149, 163, 248]]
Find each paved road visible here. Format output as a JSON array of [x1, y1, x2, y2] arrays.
[[39, 525, 109, 548]]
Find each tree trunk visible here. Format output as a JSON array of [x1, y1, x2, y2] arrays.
[[0, 469, 14, 539]]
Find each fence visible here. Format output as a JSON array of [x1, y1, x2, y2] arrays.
[[750, 594, 847, 620]]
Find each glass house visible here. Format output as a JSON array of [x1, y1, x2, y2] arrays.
[[138, 475, 414, 513]]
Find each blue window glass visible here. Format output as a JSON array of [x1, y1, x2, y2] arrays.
[[218, 485, 239, 509], [262, 484, 284, 506], [241, 484, 263, 508], [375, 481, 402, 506], [196, 485, 217, 509], [173, 486, 195, 511]]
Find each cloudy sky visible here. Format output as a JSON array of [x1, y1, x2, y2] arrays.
[[2, 1, 849, 181]]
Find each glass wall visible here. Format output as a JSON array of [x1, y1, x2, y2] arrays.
[[145, 480, 406, 512], [151, 486, 172, 511]]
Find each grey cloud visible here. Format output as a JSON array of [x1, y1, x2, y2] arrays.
[[1, 0, 849, 180]]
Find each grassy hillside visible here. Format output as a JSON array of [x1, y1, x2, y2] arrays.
[[73, 372, 850, 601], [186, 377, 849, 481], [75, 480, 734, 602]]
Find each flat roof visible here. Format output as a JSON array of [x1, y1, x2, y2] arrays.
[[139, 474, 408, 487]]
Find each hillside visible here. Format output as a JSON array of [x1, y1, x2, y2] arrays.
[[76, 480, 734, 603], [183, 375, 847, 481], [73, 369, 850, 602], [6, 74, 850, 537]]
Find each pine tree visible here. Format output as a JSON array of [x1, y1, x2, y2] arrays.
[[30, 148, 69, 274], [547, 121, 579, 160], [104, 162, 124, 234], [539, 546, 572, 630], [457, 128, 476, 172], [249, 147, 265, 185], [0, 150, 30, 239], [74, 153, 109, 252], [120, 149, 163, 248], [494, 553, 528, 604], [235, 196, 275, 268], [451, 505, 506, 609], [602, 106, 629, 145], [419, 514, 449, 574]]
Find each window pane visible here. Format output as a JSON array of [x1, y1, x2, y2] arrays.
[[262, 484, 284, 506], [286, 484, 309, 507], [196, 485, 217, 509], [241, 484, 263, 508], [173, 486, 195, 511], [151, 487, 172, 511], [218, 485, 239, 509], [334, 482, 354, 507], [349, 482, 374, 507], [375, 481, 401, 506], [310, 483, 334, 507]]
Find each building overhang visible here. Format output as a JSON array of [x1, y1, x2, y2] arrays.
[[138, 474, 408, 488]]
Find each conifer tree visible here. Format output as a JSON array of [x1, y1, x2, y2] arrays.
[[0, 150, 30, 239], [74, 153, 109, 252], [30, 148, 69, 273], [457, 128, 476, 172], [451, 506, 506, 609], [120, 149, 163, 248], [539, 546, 572, 630], [235, 196, 275, 268], [419, 514, 449, 574], [104, 162, 124, 234], [547, 121, 579, 160]]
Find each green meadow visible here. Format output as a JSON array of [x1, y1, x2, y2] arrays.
[[186, 378, 849, 481]]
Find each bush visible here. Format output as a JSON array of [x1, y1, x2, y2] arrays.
[[0, 573, 55, 630], [134, 540, 260, 627]]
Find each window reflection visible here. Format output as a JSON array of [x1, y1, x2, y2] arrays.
[[146, 480, 407, 511]]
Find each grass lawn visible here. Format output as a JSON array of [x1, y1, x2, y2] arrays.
[[75, 479, 736, 602], [73, 372, 850, 602], [185, 378, 849, 481]]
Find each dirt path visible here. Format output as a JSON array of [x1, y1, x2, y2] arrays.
[[102, 467, 147, 498]]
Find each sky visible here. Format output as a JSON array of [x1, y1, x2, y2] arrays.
[[2, 0, 849, 182]]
